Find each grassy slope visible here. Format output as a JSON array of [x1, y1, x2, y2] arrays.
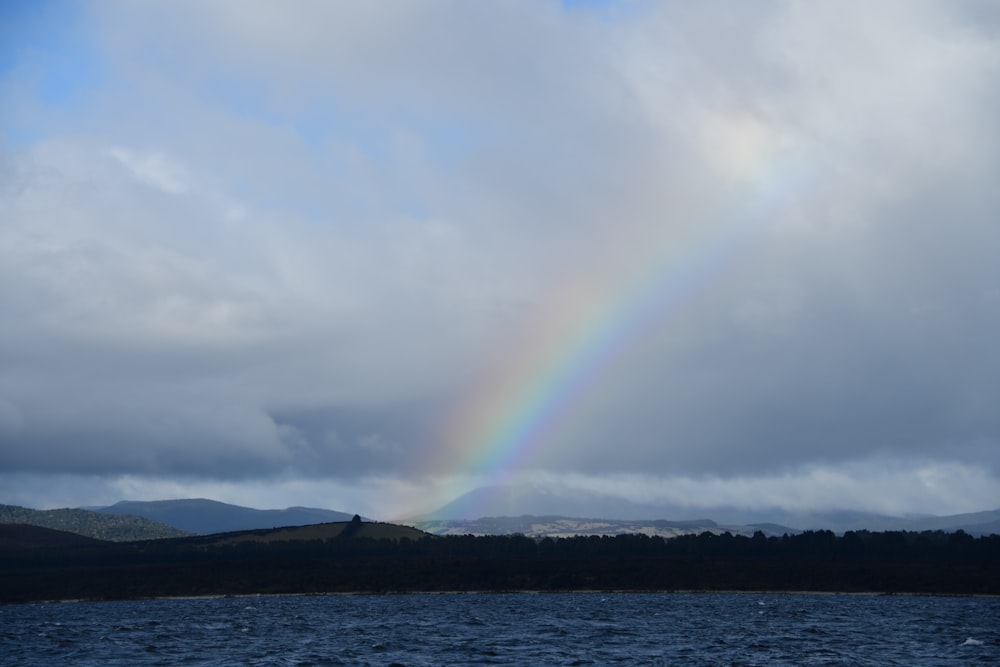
[[0, 504, 192, 541], [202, 521, 431, 545]]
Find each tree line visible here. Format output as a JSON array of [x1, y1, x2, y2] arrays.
[[2, 527, 997, 603]]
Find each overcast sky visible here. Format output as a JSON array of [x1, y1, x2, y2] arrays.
[[2, 0, 999, 519]]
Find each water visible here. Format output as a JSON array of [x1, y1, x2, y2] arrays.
[[2, 592, 997, 666]]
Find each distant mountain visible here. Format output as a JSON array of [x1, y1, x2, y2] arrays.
[[419, 483, 681, 522], [418, 484, 1000, 536], [0, 504, 190, 541], [94, 499, 358, 534], [895, 510, 1000, 535]]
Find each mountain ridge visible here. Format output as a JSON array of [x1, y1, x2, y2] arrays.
[[93, 498, 359, 534], [8, 489, 994, 543]]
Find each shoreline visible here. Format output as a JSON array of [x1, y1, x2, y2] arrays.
[[15, 588, 1000, 606]]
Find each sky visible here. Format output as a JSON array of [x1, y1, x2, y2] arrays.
[[2, 0, 999, 520]]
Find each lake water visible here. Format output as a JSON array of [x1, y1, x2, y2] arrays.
[[2, 592, 998, 665]]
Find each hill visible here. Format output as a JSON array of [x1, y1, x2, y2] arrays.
[[0, 523, 106, 549], [191, 518, 431, 546], [0, 504, 191, 541], [93, 499, 358, 534]]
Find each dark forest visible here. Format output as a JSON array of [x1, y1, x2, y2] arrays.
[[3, 523, 998, 603]]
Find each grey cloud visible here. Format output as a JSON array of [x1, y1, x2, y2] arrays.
[[2, 1, 1000, 513]]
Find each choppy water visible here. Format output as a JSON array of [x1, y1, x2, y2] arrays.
[[2, 592, 998, 666]]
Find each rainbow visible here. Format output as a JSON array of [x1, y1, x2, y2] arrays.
[[431, 115, 818, 517]]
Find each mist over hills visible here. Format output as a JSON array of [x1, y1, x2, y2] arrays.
[[417, 484, 1000, 536]]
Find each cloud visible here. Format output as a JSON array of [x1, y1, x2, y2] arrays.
[[1, 1, 999, 516], [107, 148, 191, 194], [528, 459, 1000, 517]]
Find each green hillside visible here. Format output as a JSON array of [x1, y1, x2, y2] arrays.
[[94, 498, 357, 534], [0, 504, 192, 542]]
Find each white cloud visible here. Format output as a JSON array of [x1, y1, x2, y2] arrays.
[[108, 147, 191, 193]]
